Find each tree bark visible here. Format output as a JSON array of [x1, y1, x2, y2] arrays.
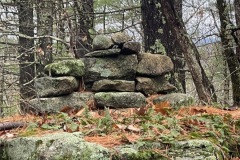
[[235, 0, 240, 58], [36, 0, 54, 73], [73, 0, 94, 58], [157, 1, 213, 104], [223, 60, 230, 104], [18, 0, 35, 112], [218, 0, 240, 106], [0, 59, 3, 116], [141, 0, 185, 92], [56, 0, 66, 55]]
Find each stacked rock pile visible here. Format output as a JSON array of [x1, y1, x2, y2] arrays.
[[29, 32, 188, 114]]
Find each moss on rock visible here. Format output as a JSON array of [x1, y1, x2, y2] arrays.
[[44, 60, 85, 77], [169, 139, 225, 160], [0, 132, 110, 160]]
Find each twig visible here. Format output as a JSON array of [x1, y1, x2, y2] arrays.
[[0, 27, 69, 47]]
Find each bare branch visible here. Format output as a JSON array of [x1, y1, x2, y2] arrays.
[[0, 27, 69, 47]]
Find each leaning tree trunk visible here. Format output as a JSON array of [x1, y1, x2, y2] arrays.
[[217, 0, 240, 106], [18, 0, 35, 113], [141, 0, 186, 92], [158, 1, 214, 104]]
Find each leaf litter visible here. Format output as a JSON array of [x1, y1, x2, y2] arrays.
[[0, 96, 240, 156]]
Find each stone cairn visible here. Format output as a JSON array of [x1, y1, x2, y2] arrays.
[[29, 32, 190, 114]]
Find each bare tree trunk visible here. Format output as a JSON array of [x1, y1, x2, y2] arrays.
[[223, 60, 230, 104], [0, 54, 4, 116], [174, 0, 186, 93], [141, 0, 185, 93], [158, 1, 213, 104], [235, 0, 240, 59], [56, 0, 66, 55], [235, 0, 240, 106], [36, 0, 53, 75], [73, 0, 94, 58], [18, 0, 35, 113], [217, 0, 240, 107]]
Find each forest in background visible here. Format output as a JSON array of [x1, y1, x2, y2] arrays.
[[0, 0, 240, 115]]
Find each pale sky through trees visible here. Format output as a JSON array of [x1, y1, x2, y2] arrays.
[[0, 0, 232, 46]]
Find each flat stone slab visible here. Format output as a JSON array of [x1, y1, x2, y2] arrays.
[[85, 49, 121, 57], [92, 79, 135, 92], [152, 93, 194, 108], [136, 77, 176, 95], [35, 76, 79, 97], [94, 92, 147, 108], [44, 60, 85, 77], [137, 53, 173, 76], [84, 54, 138, 83], [29, 92, 94, 113]]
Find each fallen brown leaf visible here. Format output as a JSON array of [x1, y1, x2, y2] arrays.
[[153, 101, 171, 115], [126, 125, 141, 133]]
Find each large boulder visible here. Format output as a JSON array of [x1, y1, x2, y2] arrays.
[[29, 92, 94, 113], [137, 53, 173, 76], [94, 92, 147, 108], [0, 132, 110, 160], [84, 54, 138, 83], [168, 139, 225, 160], [114, 140, 225, 160], [84, 49, 121, 57], [0, 133, 226, 160], [92, 35, 113, 50], [35, 76, 79, 97], [121, 42, 141, 54], [44, 60, 85, 77], [136, 77, 176, 95], [92, 79, 135, 92], [152, 93, 194, 109]]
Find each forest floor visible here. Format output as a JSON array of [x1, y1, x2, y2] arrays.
[[0, 96, 240, 158]]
